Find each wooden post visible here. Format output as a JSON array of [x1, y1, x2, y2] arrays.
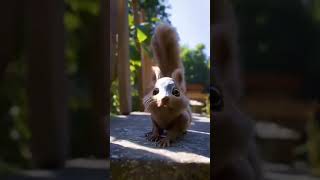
[[139, 10, 154, 99], [131, 0, 144, 111], [110, 0, 118, 83], [0, 0, 20, 82], [141, 49, 154, 96], [104, 0, 110, 161], [117, 0, 132, 115], [87, 0, 109, 159], [25, 0, 68, 168]]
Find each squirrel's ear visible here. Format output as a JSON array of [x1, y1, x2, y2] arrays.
[[144, 66, 161, 96], [151, 66, 161, 83], [172, 68, 186, 92]]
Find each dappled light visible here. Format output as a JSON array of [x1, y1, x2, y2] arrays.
[[111, 137, 209, 163], [110, 112, 210, 169]]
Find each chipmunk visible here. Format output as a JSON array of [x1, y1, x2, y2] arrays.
[[143, 24, 192, 148]]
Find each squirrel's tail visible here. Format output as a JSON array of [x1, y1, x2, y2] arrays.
[[151, 24, 183, 77]]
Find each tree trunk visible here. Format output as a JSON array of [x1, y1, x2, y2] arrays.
[[25, 0, 68, 168]]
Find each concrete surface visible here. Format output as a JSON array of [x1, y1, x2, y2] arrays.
[[110, 112, 210, 180]]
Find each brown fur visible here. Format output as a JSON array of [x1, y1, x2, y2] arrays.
[[143, 24, 191, 147], [213, 0, 262, 179], [213, 0, 243, 104], [151, 24, 183, 77]]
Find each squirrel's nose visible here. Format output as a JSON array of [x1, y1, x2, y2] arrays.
[[161, 96, 169, 105], [158, 96, 169, 107]]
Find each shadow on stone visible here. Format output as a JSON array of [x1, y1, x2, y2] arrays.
[[111, 112, 210, 161], [110, 112, 210, 180]]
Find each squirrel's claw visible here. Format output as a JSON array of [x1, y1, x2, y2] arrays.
[[145, 132, 161, 142], [156, 137, 171, 147]]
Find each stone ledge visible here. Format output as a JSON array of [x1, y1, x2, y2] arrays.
[[110, 112, 210, 180], [111, 160, 209, 180]]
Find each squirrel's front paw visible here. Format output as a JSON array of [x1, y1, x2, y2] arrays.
[[145, 132, 161, 142], [156, 137, 171, 147]]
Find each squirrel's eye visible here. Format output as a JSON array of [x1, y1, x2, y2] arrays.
[[210, 86, 224, 112], [153, 88, 159, 95], [172, 88, 180, 97]]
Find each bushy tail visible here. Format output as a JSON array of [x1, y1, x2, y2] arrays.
[[151, 24, 183, 77]]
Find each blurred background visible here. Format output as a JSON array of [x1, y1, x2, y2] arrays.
[[216, 0, 320, 179], [0, 0, 108, 179]]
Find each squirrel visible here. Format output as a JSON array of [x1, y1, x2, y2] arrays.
[[143, 24, 192, 148], [213, 0, 262, 179]]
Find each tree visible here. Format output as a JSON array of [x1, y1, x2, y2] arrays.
[[181, 44, 210, 88]]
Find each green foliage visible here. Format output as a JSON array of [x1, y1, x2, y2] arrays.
[[128, 0, 170, 55], [312, 0, 320, 22], [181, 44, 210, 87], [65, 0, 99, 15], [137, 27, 148, 43], [233, 0, 315, 73], [203, 97, 210, 116], [306, 112, 320, 175], [138, 0, 171, 23], [64, 12, 82, 31], [111, 80, 120, 114], [0, 56, 31, 168]]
